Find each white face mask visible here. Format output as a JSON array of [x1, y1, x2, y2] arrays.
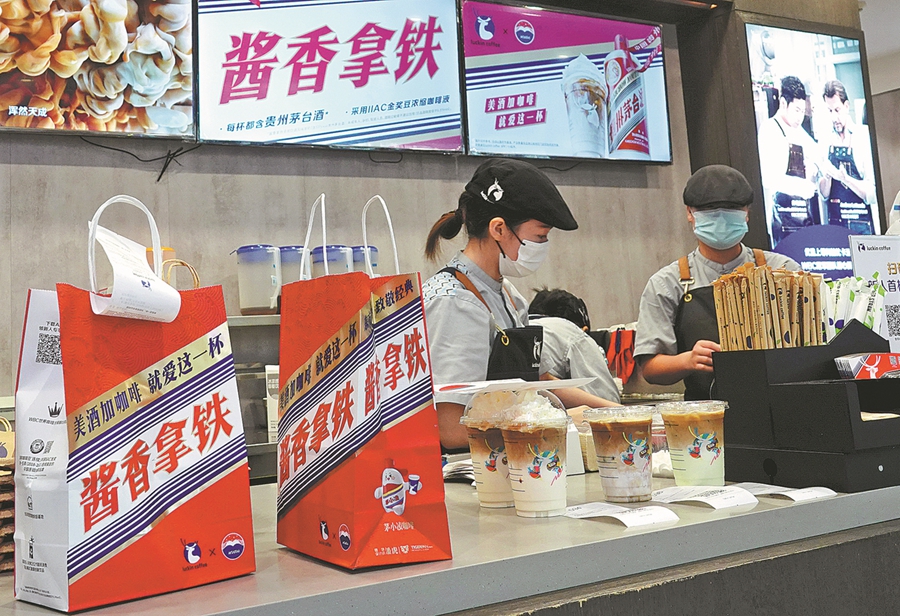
[[499, 238, 550, 277]]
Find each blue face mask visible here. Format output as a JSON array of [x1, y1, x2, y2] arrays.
[[692, 209, 748, 250]]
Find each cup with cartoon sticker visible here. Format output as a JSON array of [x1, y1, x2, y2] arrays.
[[584, 406, 654, 503], [498, 391, 569, 518], [461, 391, 517, 508], [658, 401, 727, 486]]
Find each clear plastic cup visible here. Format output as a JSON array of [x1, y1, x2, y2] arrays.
[[658, 401, 727, 486], [584, 406, 653, 503], [498, 391, 568, 518], [460, 390, 521, 508]]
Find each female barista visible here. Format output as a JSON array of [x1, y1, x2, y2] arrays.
[[634, 164, 800, 400], [423, 158, 619, 451]]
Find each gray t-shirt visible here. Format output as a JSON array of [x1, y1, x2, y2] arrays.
[[423, 252, 533, 406], [634, 245, 800, 359], [529, 315, 621, 404]]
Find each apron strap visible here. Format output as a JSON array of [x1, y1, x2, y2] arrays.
[[753, 248, 767, 267], [439, 267, 510, 343], [678, 256, 695, 298]]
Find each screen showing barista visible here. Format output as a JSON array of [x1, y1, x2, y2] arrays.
[[819, 79, 877, 234], [422, 158, 620, 451], [757, 76, 823, 245], [634, 165, 800, 400]]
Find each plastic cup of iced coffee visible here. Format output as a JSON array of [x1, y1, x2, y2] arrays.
[[498, 391, 569, 518], [584, 406, 654, 503], [658, 401, 727, 486], [460, 391, 519, 508], [560, 54, 608, 157]]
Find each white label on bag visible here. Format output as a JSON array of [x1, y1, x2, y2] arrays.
[[90, 225, 181, 323], [15, 289, 70, 610]]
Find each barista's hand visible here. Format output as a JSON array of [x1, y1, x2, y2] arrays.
[[686, 340, 721, 373]]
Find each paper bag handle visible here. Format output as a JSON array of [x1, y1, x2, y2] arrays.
[[88, 195, 163, 294], [0, 417, 11, 433], [361, 195, 400, 276], [163, 259, 200, 289], [300, 193, 327, 278]]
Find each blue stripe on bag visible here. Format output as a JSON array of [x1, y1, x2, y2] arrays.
[[68, 356, 236, 480], [67, 436, 248, 578]]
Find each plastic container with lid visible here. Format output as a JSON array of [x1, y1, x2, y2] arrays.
[[311, 245, 353, 278], [280, 245, 311, 284], [351, 245, 379, 275], [234, 244, 281, 315]]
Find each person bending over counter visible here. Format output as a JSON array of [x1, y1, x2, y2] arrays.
[[422, 158, 620, 452], [528, 288, 620, 404], [635, 164, 800, 401]]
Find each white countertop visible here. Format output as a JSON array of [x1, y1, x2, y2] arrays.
[[2, 474, 899, 616]]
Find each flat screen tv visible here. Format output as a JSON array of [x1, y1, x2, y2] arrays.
[[746, 23, 881, 277], [0, 0, 194, 137], [461, 0, 671, 162], [197, 0, 463, 151]]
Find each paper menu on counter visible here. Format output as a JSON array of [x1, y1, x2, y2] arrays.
[[651, 486, 758, 509], [732, 483, 836, 502], [565, 503, 679, 527], [90, 225, 182, 323]]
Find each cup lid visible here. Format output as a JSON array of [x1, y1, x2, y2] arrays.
[[235, 243, 275, 254], [279, 245, 305, 263], [583, 405, 654, 423], [351, 245, 378, 262], [657, 400, 728, 415], [311, 245, 351, 262]]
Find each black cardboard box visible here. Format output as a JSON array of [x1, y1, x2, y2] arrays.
[[713, 320, 900, 492]]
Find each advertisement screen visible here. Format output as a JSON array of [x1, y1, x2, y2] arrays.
[[747, 23, 881, 277], [197, 0, 462, 151], [0, 0, 194, 137], [461, 1, 670, 162]]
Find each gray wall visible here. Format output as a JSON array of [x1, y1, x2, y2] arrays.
[[873, 89, 900, 215], [0, 29, 696, 396]]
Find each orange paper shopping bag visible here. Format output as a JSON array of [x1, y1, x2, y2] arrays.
[[14, 196, 255, 611], [276, 271, 451, 568]]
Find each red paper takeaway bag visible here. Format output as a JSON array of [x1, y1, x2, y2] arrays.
[[276, 271, 452, 568], [14, 197, 255, 611]]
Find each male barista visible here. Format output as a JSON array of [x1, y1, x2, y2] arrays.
[[757, 76, 822, 244], [818, 80, 877, 234], [634, 165, 799, 400]]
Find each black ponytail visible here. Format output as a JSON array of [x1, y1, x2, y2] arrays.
[[425, 191, 530, 262]]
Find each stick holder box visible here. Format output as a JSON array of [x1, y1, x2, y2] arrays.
[[713, 320, 900, 492]]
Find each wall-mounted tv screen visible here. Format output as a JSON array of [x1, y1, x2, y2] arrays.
[[461, 1, 671, 162], [747, 23, 881, 276], [0, 0, 194, 137], [197, 0, 462, 151]]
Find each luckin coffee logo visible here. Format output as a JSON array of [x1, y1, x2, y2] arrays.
[[857, 243, 891, 252], [48, 402, 62, 418]]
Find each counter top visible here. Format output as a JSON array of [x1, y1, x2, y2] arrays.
[[2, 473, 900, 616]]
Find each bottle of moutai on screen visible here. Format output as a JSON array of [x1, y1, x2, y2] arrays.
[[605, 35, 651, 160]]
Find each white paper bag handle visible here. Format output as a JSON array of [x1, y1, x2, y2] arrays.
[[88, 195, 163, 294], [300, 193, 327, 278], [361, 195, 400, 276]]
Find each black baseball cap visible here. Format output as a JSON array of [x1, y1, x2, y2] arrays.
[[464, 158, 578, 231], [683, 164, 754, 210]]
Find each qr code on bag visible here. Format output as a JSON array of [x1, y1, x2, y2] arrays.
[[886, 305, 900, 337], [36, 333, 61, 365]]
